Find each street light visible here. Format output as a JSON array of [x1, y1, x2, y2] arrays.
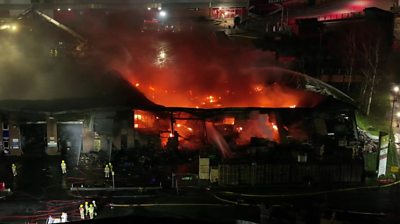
[[1, 23, 18, 32], [10, 25, 17, 32], [112, 171, 115, 190], [159, 10, 167, 18]]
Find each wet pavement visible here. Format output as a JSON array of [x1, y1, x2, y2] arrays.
[[1, 153, 400, 223], [0, 155, 81, 223]]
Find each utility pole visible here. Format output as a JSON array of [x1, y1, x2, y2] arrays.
[[108, 137, 112, 162], [389, 86, 399, 145], [281, 3, 284, 30], [112, 171, 115, 190]]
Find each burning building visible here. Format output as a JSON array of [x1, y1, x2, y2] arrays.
[[0, 8, 363, 185], [0, 65, 362, 184], [130, 67, 359, 158]]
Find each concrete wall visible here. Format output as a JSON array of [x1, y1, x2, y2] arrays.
[[9, 119, 22, 156], [82, 126, 94, 153], [0, 118, 23, 156], [46, 116, 59, 155]]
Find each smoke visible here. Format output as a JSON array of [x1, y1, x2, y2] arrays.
[[0, 10, 326, 109], [235, 111, 278, 145], [0, 15, 140, 102], [82, 13, 326, 108], [0, 33, 98, 100], [58, 124, 83, 166], [286, 120, 309, 141]]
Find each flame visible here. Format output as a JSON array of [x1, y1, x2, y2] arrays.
[[133, 110, 157, 129], [254, 85, 263, 93], [207, 95, 215, 103], [223, 117, 235, 125], [97, 26, 326, 109], [134, 113, 143, 128], [235, 112, 280, 145], [128, 74, 324, 108], [131, 81, 319, 108]]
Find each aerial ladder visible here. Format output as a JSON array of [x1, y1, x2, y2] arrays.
[[17, 8, 87, 57]]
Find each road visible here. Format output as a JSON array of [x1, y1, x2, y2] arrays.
[[1, 153, 400, 224]]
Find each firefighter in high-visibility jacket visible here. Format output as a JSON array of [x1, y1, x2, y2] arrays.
[[60, 160, 67, 174], [104, 164, 110, 178], [88, 204, 95, 219], [84, 201, 89, 217], [108, 162, 113, 172], [11, 163, 17, 177], [79, 204, 85, 220]]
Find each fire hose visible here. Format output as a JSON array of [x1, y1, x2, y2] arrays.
[[215, 180, 400, 198]]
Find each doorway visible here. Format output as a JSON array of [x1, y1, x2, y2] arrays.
[[20, 123, 47, 156]]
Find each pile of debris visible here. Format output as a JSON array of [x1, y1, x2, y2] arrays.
[[358, 128, 378, 153]]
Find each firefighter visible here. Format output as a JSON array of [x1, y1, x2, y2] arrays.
[[60, 160, 67, 174], [47, 215, 54, 223], [92, 200, 97, 216], [85, 201, 89, 217], [88, 204, 95, 219], [79, 204, 85, 220], [11, 163, 17, 177], [104, 164, 110, 178], [108, 162, 113, 172], [92, 200, 97, 208], [61, 212, 68, 223]]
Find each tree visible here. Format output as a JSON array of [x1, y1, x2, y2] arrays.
[[343, 31, 356, 92], [342, 26, 385, 116], [360, 35, 381, 115]]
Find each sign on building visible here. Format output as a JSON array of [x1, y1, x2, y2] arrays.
[[199, 157, 210, 180], [377, 132, 389, 177]]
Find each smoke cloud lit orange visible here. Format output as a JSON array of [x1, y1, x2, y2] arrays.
[[85, 18, 325, 108]]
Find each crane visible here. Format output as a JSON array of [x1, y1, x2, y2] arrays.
[[16, 7, 87, 57]]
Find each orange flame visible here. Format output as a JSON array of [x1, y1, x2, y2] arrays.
[[103, 30, 325, 109]]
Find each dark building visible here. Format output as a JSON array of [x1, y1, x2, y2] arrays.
[[294, 7, 394, 79]]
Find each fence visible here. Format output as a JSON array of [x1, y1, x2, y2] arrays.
[[219, 163, 363, 185]]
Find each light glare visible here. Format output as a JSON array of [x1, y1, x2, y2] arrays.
[[159, 11, 167, 17]]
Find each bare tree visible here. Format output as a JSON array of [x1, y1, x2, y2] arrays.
[[343, 32, 356, 91], [360, 35, 381, 116]]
